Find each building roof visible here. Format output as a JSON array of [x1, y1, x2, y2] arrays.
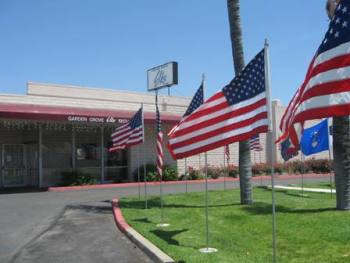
[[0, 82, 189, 124]]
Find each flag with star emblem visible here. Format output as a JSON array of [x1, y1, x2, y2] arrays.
[[279, 0, 350, 148], [300, 119, 330, 156], [167, 49, 269, 159], [109, 107, 144, 152]]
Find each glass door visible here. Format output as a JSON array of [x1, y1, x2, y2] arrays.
[[2, 144, 25, 186]]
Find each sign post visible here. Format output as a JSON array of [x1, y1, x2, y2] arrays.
[[147, 61, 178, 227]]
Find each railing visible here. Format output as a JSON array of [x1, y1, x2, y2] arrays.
[[2, 168, 26, 186]]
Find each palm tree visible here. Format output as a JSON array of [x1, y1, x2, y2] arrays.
[[333, 117, 350, 210], [227, 0, 253, 205], [326, 0, 350, 210]]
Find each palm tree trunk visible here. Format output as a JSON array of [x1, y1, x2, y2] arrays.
[[227, 0, 253, 205], [325, 1, 350, 210], [333, 116, 350, 210]]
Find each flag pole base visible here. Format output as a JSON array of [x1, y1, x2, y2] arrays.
[[298, 193, 309, 198], [199, 247, 218, 253], [156, 223, 170, 228]]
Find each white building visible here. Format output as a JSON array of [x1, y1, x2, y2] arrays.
[[0, 82, 329, 188]]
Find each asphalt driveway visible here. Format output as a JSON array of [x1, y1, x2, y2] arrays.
[[0, 175, 330, 263]]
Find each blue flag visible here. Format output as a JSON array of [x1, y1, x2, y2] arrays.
[[300, 119, 329, 156]]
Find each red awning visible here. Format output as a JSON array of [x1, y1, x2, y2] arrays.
[[0, 103, 181, 124]]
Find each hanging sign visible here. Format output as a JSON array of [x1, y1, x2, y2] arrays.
[[147, 61, 178, 91]]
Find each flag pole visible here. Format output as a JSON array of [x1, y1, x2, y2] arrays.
[[156, 90, 168, 227], [328, 147, 333, 198], [259, 151, 263, 186], [137, 144, 141, 199], [185, 158, 188, 193], [223, 147, 227, 190], [300, 152, 306, 197], [143, 142, 148, 209], [198, 74, 217, 254], [328, 122, 333, 199], [265, 39, 277, 263], [205, 152, 209, 249], [141, 103, 148, 209]]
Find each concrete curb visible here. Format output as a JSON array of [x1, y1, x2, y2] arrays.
[[111, 199, 175, 263], [48, 173, 330, 192]]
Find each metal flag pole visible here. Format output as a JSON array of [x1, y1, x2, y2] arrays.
[[141, 104, 148, 209], [199, 152, 217, 253], [328, 147, 333, 198], [143, 142, 148, 209], [301, 153, 305, 197], [259, 150, 263, 186], [264, 39, 277, 263], [185, 158, 188, 193], [155, 90, 168, 227], [137, 144, 141, 199], [223, 147, 227, 191], [198, 74, 217, 254], [327, 123, 333, 199]]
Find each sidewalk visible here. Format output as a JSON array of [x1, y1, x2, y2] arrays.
[[269, 185, 336, 193]]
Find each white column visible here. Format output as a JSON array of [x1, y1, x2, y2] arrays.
[[38, 124, 43, 188], [101, 126, 105, 184]]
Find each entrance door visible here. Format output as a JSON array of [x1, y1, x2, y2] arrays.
[[2, 144, 26, 186]]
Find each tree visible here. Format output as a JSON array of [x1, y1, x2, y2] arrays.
[[326, 0, 350, 210], [227, 0, 253, 204]]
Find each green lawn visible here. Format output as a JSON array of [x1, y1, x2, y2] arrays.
[[119, 188, 350, 263]]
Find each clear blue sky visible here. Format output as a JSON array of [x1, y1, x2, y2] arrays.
[[0, 0, 329, 105]]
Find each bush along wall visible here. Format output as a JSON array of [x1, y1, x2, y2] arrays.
[[133, 164, 179, 182], [132, 159, 332, 183], [252, 158, 333, 176], [61, 170, 97, 186]]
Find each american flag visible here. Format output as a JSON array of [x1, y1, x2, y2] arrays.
[[168, 49, 269, 159], [183, 82, 204, 117], [279, 0, 350, 147], [250, 134, 263, 151], [168, 81, 204, 137], [156, 96, 163, 177], [109, 107, 143, 152]]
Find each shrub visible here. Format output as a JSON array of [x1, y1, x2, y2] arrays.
[[146, 171, 159, 182], [287, 160, 310, 174], [133, 164, 178, 182], [252, 163, 269, 176], [162, 166, 178, 181], [61, 170, 97, 186], [273, 163, 284, 175], [187, 167, 204, 180], [305, 159, 333, 174], [133, 163, 157, 182], [207, 166, 223, 179], [228, 165, 239, 178]]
